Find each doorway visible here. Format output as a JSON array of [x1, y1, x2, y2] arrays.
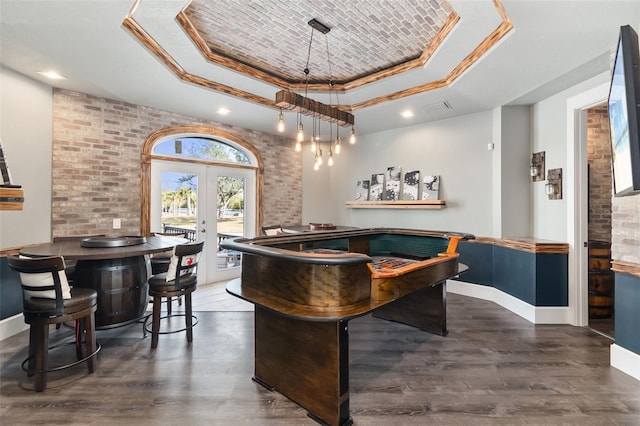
[[567, 83, 614, 338], [150, 160, 256, 284], [141, 131, 261, 285], [586, 104, 615, 339]]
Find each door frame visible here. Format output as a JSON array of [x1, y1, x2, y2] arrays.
[[140, 125, 264, 238], [566, 82, 609, 327], [150, 159, 256, 283]]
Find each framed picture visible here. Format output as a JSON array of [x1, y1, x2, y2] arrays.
[[403, 170, 420, 200], [385, 166, 402, 201], [354, 180, 370, 201], [370, 173, 385, 201], [422, 175, 440, 200]]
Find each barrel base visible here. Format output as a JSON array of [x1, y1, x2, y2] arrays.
[[74, 256, 151, 328]]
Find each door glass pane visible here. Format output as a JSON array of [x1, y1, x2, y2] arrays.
[[216, 176, 244, 269], [153, 137, 250, 164], [160, 171, 197, 241]]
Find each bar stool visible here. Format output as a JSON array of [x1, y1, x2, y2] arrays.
[[143, 241, 204, 349], [150, 232, 188, 274], [7, 255, 100, 392], [150, 232, 188, 314]]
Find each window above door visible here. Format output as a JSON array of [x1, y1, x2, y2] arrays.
[[153, 137, 251, 165]]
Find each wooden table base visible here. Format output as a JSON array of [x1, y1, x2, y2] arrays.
[[253, 306, 352, 426], [372, 281, 447, 336]]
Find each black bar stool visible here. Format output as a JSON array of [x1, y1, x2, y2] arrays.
[[143, 241, 205, 349], [7, 255, 100, 392]]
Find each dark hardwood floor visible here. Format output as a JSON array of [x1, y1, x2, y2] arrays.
[[1, 290, 639, 425], [589, 317, 615, 339]]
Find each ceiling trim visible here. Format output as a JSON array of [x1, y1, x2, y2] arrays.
[[351, 5, 513, 111], [178, 8, 460, 93], [123, 0, 513, 113]]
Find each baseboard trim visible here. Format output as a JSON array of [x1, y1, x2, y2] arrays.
[[447, 280, 571, 324], [0, 313, 28, 341], [611, 343, 640, 381]]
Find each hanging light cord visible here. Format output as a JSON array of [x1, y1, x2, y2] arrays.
[[302, 27, 315, 98], [325, 35, 338, 108]]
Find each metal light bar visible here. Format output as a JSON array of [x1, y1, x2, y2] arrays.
[[275, 90, 355, 127]]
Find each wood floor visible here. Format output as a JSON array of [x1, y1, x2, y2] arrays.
[[1, 283, 639, 425]]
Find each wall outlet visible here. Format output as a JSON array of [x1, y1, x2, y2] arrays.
[[113, 218, 121, 229]]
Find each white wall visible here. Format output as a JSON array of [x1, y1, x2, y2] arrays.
[[309, 110, 496, 237], [300, 72, 611, 244], [531, 72, 611, 241], [301, 144, 333, 224], [500, 106, 532, 237], [0, 66, 52, 248]]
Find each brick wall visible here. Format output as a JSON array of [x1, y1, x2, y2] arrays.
[[586, 105, 640, 265], [612, 194, 640, 264], [52, 89, 301, 237], [587, 106, 612, 243]]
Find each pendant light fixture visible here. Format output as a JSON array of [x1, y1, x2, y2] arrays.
[[275, 18, 356, 170]]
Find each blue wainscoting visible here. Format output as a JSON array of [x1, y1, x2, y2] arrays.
[[0, 257, 23, 320], [455, 241, 568, 307], [615, 272, 640, 354]]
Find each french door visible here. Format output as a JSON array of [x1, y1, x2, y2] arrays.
[[150, 160, 256, 284]]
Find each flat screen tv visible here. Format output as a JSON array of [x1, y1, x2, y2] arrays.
[[608, 25, 640, 196]]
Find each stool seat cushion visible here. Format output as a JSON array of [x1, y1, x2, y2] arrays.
[[148, 273, 197, 293], [19, 269, 71, 300], [23, 287, 97, 316]]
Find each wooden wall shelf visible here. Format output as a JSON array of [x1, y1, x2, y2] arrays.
[[345, 200, 446, 209], [0, 187, 24, 211]]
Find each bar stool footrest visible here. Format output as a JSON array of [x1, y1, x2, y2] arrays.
[[21, 340, 101, 374], [142, 313, 199, 336]]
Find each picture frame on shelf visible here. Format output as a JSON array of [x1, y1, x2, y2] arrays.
[[403, 170, 420, 200], [422, 175, 440, 200], [354, 180, 370, 201], [370, 173, 385, 201], [385, 166, 402, 201]]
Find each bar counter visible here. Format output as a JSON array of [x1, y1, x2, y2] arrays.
[[221, 227, 473, 425]]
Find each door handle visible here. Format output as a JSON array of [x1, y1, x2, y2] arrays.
[[200, 229, 206, 233]]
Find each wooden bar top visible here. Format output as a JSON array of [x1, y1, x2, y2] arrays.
[[226, 262, 468, 322], [223, 228, 472, 321], [19, 235, 187, 260], [469, 236, 569, 254]]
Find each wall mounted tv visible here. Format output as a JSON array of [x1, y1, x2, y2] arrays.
[[608, 25, 640, 196]]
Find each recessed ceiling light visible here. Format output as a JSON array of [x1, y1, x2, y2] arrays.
[[401, 110, 414, 118], [217, 107, 231, 115], [37, 71, 66, 80]]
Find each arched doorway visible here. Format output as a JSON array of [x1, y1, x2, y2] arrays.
[[141, 125, 264, 283]]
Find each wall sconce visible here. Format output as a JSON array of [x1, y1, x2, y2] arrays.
[[546, 168, 562, 200], [530, 151, 545, 182]]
